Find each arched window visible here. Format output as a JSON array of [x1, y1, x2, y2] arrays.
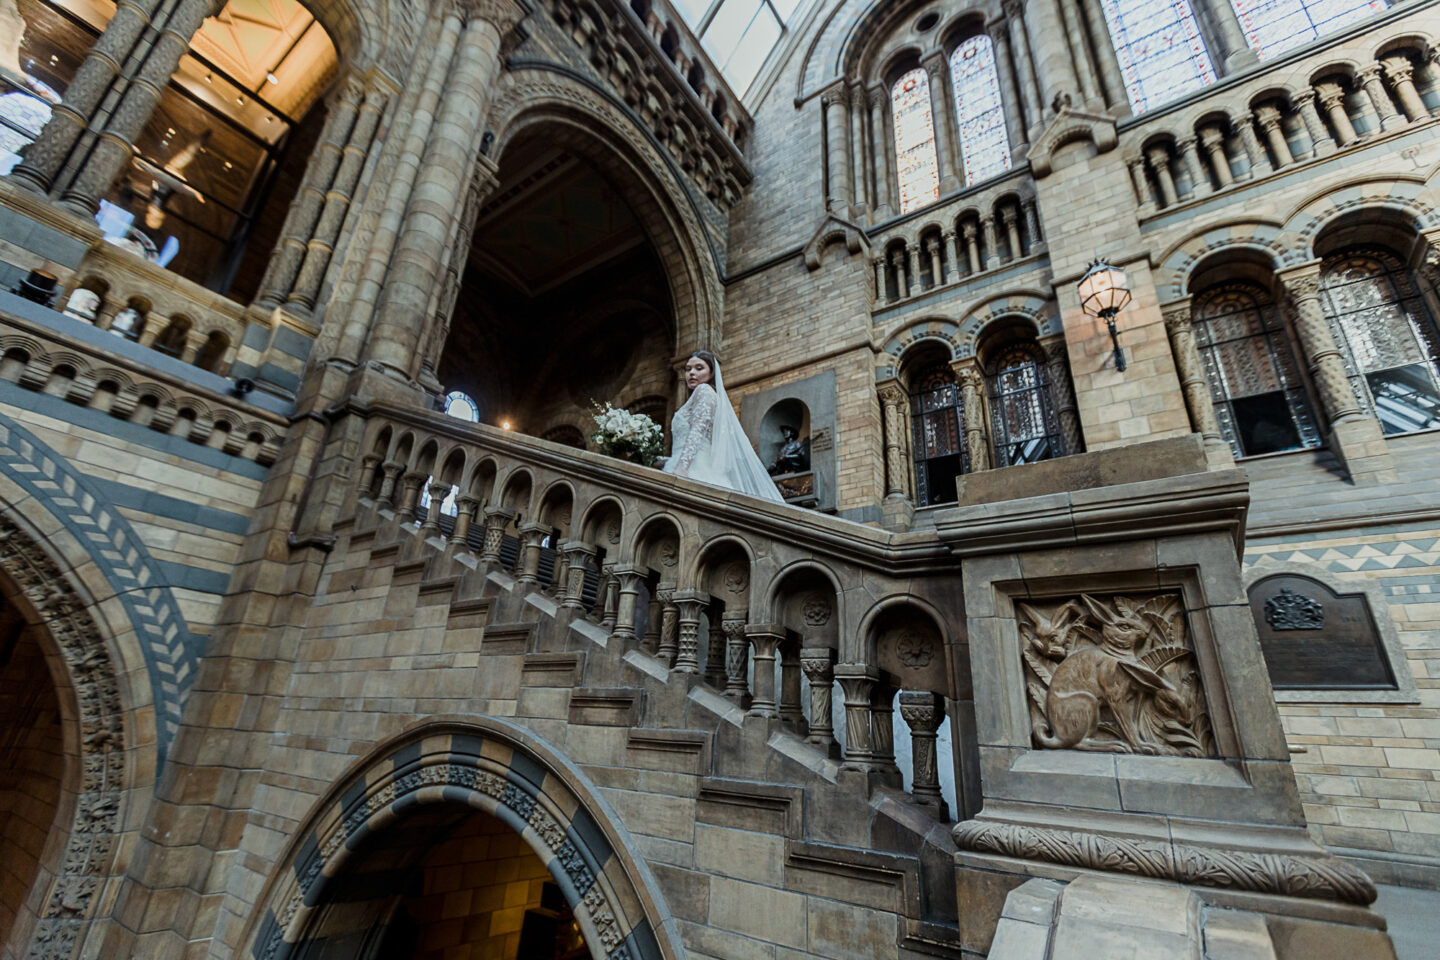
[[909, 363, 965, 506], [987, 343, 1064, 466], [1099, 0, 1217, 114], [1229, 0, 1387, 60], [1319, 248, 1440, 436], [892, 68, 940, 214], [949, 36, 1011, 186], [1193, 282, 1320, 457], [444, 391, 480, 423]]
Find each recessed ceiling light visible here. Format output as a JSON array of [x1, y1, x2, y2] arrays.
[[266, 72, 278, 85]]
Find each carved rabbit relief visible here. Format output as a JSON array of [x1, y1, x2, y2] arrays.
[[1019, 594, 1216, 757]]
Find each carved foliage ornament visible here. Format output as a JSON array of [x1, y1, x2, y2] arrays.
[[1019, 594, 1215, 757], [1263, 587, 1324, 631], [801, 591, 831, 627]]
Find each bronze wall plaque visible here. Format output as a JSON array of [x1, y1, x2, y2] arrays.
[[1248, 575, 1395, 689]]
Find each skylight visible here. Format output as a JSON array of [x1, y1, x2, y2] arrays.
[[679, 0, 808, 98]]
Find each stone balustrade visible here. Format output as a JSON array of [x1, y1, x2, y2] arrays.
[[1120, 32, 1440, 215], [351, 399, 971, 816], [867, 168, 1046, 307], [546, 0, 752, 207]]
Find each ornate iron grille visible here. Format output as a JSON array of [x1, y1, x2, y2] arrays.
[[909, 365, 966, 506], [1194, 281, 1320, 458], [987, 344, 1063, 467]]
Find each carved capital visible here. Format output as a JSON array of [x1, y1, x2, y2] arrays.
[[898, 691, 944, 734], [877, 381, 906, 408], [1382, 56, 1415, 83], [1162, 301, 1193, 333]]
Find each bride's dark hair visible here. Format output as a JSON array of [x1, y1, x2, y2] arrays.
[[690, 350, 718, 382]]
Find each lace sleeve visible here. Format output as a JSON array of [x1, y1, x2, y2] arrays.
[[672, 384, 716, 478]]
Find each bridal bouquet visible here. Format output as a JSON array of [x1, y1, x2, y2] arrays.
[[591, 401, 663, 466]]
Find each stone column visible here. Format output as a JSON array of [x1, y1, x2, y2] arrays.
[[1235, 115, 1271, 177], [478, 506, 515, 566], [1004, 1, 1043, 135], [1162, 301, 1227, 452], [899, 691, 948, 818], [981, 216, 1000, 269], [942, 228, 959, 275], [1358, 64, 1404, 131], [356, 454, 383, 498], [639, 589, 660, 654], [451, 496, 480, 548], [956, 362, 990, 471], [872, 679, 900, 781], [1001, 208, 1023, 260], [745, 624, 784, 717], [1199, 128, 1232, 187], [822, 86, 852, 214], [706, 614, 728, 688], [800, 647, 838, 755], [1316, 84, 1358, 145], [515, 521, 547, 589], [925, 236, 944, 287], [907, 246, 921, 293], [288, 84, 391, 311], [420, 481, 450, 534], [722, 618, 751, 707], [1024, 0, 1080, 117], [254, 78, 364, 308], [61, 0, 220, 214], [778, 638, 806, 731], [376, 461, 404, 508], [891, 249, 909, 299], [611, 566, 646, 645], [1022, 200, 1043, 249], [962, 222, 981, 274], [1056, 0, 1101, 106], [599, 567, 620, 631], [868, 87, 893, 218], [1294, 90, 1336, 155], [1042, 337, 1084, 455], [1381, 57, 1428, 122], [559, 541, 596, 611], [1076, 0, 1127, 112], [1256, 107, 1293, 167], [395, 472, 426, 521], [988, 21, 1028, 154], [878, 383, 910, 499], [1175, 137, 1207, 198], [657, 589, 680, 666], [364, 0, 523, 378], [1196, 0, 1258, 71], [835, 665, 877, 767], [9, 0, 158, 192], [1278, 267, 1364, 425], [1127, 157, 1154, 210], [923, 53, 962, 193], [674, 592, 707, 674], [849, 85, 869, 213]]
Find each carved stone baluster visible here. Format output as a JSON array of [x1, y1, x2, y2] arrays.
[[611, 566, 646, 646], [420, 481, 450, 535], [1294, 91, 1336, 156], [657, 589, 680, 667], [451, 496, 480, 550], [800, 647, 838, 756], [835, 666, 877, 767], [395, 472, 426, 522], [872, 679, 900, 782], [899, 691, 948, 818], [722, 617, 751, 708], [640, 586, 661, 654], [778, 637, 806, 732], [479, 506, 516, 566], [356, 455, 382, 498], [1381, 57, 1428, 121], [559, 541, 596, 612], [745, 624, 784, 717], [1357, 64, 1404, 132], [515, 521, 548, 590], [375, 461, 404, 509], [706, 614, 728, 688], [598, 565, 619, 631], [673, 592, 707, 674]]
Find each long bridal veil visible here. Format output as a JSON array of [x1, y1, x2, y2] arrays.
[[696, 361, 786, 504]]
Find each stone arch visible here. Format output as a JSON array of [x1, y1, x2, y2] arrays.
[[486, 69, 723, 356], [1155, 219, 1289, 301], [954, 292, 1060, 359], [0, 467, 156, 958], [632, 513, 683, 578], [875, 322, 962, 382], [579, 496, 626, 554], [764, 560, 844, 648], [857, 594, 953, 693], [1280, 177, 1437, 264], [240, 717, 679, 960], [690, 535, 756, 616]]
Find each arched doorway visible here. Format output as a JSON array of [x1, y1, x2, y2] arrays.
[[437, 126, 679, 443], [245, 719, 675, 960]]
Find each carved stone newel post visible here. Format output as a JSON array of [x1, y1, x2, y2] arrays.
[[611, 566, 646, 645], [722, 617, 751, 708], [745, 625, 784, 718], [900, 691, 948, 818], [478, 506, 515, 567], [835, 665, 877, 767], [800, 647, 839, 756], [673, 592, 708, 674]]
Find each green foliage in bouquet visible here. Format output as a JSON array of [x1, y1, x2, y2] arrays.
[[591, 401, 664, 466]]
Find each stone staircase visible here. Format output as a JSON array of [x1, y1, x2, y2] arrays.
[[324, 496, 967, 957]]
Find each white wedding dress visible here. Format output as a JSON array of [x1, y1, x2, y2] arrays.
[[662, 361, 785, 503]]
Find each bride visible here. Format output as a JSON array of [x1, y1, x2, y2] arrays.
[[657, 351, 785, 503]]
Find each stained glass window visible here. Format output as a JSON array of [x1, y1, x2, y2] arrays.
[[892, 68, 940, 214], [909, 364, 966, 506], [1099, 0, 1217, 114], [950, 37, 1011, 187], [1230, 0, 1387, 60], [1193, 283, 1320, 458], [444, 391, 480, 423], [1319, 249, 1440, 435], [987, 344, 1064, 466]]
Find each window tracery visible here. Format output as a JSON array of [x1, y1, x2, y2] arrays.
[[1229, 0, 1388, 60], [986, 343, 1064, 466], [892, 68, 940, 214], [949, 36, 1011, 186], [1193, 282, 1320, 457], [1319, 248, 1440, 436], [1098, 0, 1217, 113], [909, 364, 965, 506]]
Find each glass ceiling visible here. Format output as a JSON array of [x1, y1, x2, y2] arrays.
[[681, 0, 808, 99]]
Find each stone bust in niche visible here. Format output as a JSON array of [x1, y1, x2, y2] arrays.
[[768, 424, 810, 475]]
